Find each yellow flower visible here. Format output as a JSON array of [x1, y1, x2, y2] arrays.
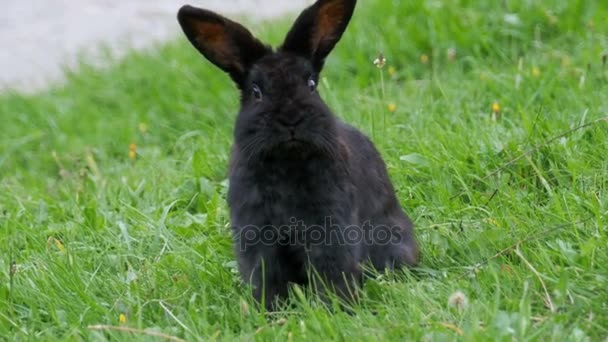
[[545, 10, 558, 25], [420, 54, 429, 64], [119, 313, 127, 324], [138, 122, 148, 134], [388, 66, 396, 77], [485, 217, 498, 226], [531, 66, 541, 77], [54, 239, 66, 253], [492, 102, 501, 114], [129, 143, 137, 160], [387, 103, 397, 113], [47, 237, 66, 254], [491, 102, 501, 121]]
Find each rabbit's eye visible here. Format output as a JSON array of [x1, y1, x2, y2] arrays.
[[307, 78, 316, 92], [251, 84, 263, 101]]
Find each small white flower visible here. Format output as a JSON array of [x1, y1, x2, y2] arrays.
[[447, 47, 457, 62], [504, 13, 521, 26], [448, 290, 468, 311], [373, 53, 386, 68]]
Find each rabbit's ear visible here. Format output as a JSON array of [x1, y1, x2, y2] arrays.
[[280, 0, 356, 71], [178, 5, 271, 86]]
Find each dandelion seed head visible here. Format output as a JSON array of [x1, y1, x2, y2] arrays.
[[448, 290, 468, 311]]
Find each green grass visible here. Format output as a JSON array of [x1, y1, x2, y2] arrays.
[[1, 0, 608, 340]]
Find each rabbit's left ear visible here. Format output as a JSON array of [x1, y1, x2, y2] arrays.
[[280, 0, 357, 71], [178, 5, 271, 87]]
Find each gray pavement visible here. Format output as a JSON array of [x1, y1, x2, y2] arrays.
[[0, 0, 312, 92]]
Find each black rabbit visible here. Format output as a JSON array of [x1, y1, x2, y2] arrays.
[[178, 0, 419, 310]]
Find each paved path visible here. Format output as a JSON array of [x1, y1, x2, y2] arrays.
[[0, 0, 311, 92]]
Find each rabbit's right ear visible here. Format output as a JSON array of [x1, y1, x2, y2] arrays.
[[177, 5, 271, 87], [280, 0, 357, 72]]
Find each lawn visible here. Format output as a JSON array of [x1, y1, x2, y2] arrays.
[[1, 0, 607, 340]]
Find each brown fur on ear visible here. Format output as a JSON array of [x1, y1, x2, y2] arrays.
[[280, 0, 357, 72], [178, 5, 271, 86], [189, 20, 244, 73], [312, 0, 347, 55]]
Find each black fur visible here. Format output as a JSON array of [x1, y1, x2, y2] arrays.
[[178, 0, 419, 310]]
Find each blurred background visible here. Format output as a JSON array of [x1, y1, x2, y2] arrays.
[[0, 0, 312, 92]]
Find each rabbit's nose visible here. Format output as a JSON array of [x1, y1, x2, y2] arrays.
[[288, 126, 296, 137], [278, 116, 305, 129]]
